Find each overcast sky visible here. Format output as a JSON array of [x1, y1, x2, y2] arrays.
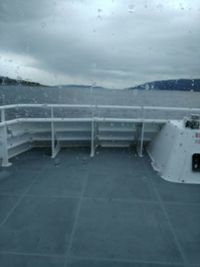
[[0, 0, 200, 88]]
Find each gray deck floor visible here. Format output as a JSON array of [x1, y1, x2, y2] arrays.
[[0, 148, 200, 267]]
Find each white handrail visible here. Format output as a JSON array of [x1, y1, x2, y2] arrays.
[[1, 102, 198, 165], [0, 103, 200, 112], [0, 103, 199, 127], [0, 117, 168, 128]]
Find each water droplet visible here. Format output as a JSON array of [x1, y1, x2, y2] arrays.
[[128, 4, 135, 13], [192, 79, 194, 87], [54, 158, 60, 166], [156, 4, 163, 11], [179, 3, 185, 10], [41, 22, 46, 28]]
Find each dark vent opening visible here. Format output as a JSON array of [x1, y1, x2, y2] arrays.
[[192, 154, 200, 172]]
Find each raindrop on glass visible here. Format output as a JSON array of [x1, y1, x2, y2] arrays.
[[128, 4, 135, 13]]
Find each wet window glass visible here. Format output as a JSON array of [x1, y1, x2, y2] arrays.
[[0, 2, 200, 266]]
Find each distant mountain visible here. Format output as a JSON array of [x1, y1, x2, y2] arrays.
[[0, 76, 44, 87], [129, 79, 200, 92], [1, 76, 200, 92]]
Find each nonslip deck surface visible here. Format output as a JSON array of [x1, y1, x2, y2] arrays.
[[0, 148, 200, 267]]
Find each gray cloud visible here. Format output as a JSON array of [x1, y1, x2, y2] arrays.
[[0, 0, 200, 88]]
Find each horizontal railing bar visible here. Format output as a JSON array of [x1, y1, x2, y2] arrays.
[[0, 104, 93, 109], [0, 119, 20, 127], [144, 106, 200, 112], [0, 103, 200, 112], [19, 118, 93, 123], [0, 104, 19, 110], [0, 104, 142, 110], [20, 117, 168, 123], [0, 117, 168, 127], [17, 104, 93, 109], [97, 105, 142, 110], [95, 118, 168, 123]]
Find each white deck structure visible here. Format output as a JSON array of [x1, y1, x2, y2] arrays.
[[0, 104, 200, 183], [148, 119, 200, 184]]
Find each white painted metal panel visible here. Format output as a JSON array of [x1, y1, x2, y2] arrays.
[[148, 121, 200, 184]]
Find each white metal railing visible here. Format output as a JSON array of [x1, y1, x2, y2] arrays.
[[1, 103, 200, 111], [0, 103, 200, 167], [1, 103, 200, 123]]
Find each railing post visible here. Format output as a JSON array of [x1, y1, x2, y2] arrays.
[[142, 106, 145, 119], [1, 109, 12, 167], [51, 107, 55, 158], [137, 107, 145, 157], [51, 106, 60, 158], [138, 122, 145, 157], [90, 119, 95, 157]]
